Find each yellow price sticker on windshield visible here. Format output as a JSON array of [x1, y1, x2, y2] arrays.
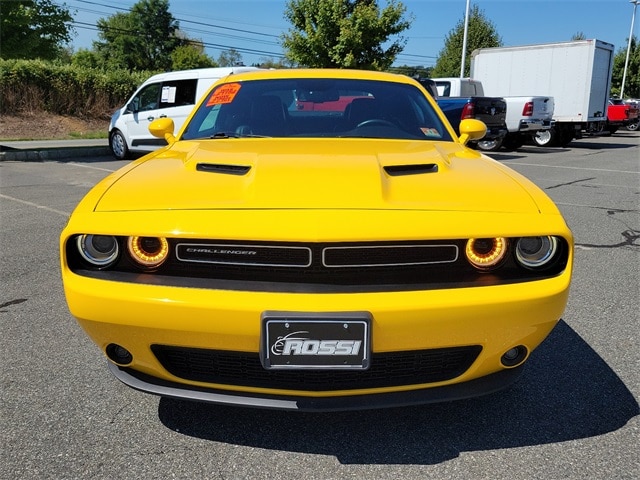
[[206, 83, 241, 106]]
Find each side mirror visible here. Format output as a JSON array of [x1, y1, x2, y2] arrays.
[[127, 98, 140, 113], [149, 117, 176, 145], [458, 119, 487, 146]]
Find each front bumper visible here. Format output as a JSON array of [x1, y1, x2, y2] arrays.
[[483, 127, 508, 140], [65, 267, 570, 408], [517, 118, 552, 132], [109, 361, 526, 411]]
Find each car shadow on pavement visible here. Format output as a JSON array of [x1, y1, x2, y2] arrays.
[[488, 147, 572, 161], [487, 134, 639, 160], [567, 139, 639, 150], [157, 320, 638, 465]]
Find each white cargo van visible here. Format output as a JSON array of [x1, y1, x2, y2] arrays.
[[109, 66, 259, 159]]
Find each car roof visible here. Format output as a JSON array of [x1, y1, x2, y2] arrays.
[[142, 66, 261, 84], [217, 68, 421, 86]]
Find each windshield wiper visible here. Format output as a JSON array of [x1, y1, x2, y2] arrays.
[[210, 131, 272, 139], [210, 131, 239, 139]]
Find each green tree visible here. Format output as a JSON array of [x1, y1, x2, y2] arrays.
[[94, 11, 141, 70], [390, 64, 432, 78], [254, 57, 293, 69], [0, 0, 74, 60], [571, 31, 587, 41], [217, 48, 243, 67], [130, 0, 182, 70], [281, 0, 412, 70], [93, 0, 183, 71], [431, 4, 502, 77], [171, 43, 217, 70], [611, 37, 639, 98], [71, 48, 102, 69]]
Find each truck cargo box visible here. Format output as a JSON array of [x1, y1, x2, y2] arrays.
[[470, 40, 614, 146]]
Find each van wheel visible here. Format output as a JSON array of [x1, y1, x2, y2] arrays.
[[626, 121, 639, 131], [110, 130, 130, 160]]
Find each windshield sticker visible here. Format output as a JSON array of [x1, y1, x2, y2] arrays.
[[207, 83, 242, 106], [421, 127, 441, 138]]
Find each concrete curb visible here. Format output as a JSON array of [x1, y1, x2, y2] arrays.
[[0, 146, 111, 161]]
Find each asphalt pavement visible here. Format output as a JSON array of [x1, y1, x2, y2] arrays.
[[1, 132, 638, 479], [0, 138, 110, 161]]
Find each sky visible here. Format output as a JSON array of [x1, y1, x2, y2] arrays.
[[60, 0, 638, 68]]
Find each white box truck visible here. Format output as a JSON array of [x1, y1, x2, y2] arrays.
[[471, 39, 614, 147]]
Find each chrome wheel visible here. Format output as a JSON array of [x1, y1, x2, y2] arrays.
[[475, 138, 503, 152], [533, 129, 553, 147]]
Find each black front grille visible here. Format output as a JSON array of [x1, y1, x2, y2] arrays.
[[166, 240, 474, 288], [176, 241, 458, 268], [323, 244, 458, 267], [176, 243, 311, 267], [69, 237, 570, 292], [151, 345, 482, 391]]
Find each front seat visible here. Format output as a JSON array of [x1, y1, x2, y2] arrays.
[[242, 95, 289, 136], [347, 98, 381, 128]]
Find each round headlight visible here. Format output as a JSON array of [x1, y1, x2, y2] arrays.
[[515, 236, 558, 269], [127, 236, 169, 268], [76, 235, 119, 267], [465, 237, 507, 270]]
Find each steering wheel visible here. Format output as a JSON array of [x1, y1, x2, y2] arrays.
[[356, 119, 397, 129]]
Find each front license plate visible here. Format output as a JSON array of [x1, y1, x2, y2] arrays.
[[261, 312, 371, 370]]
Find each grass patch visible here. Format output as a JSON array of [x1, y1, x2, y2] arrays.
[[69, 130, 109, 139]]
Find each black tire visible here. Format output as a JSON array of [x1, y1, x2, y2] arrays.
[[109, 129, 130, 160], [608, 126, 619, 135], [501, 134, 525, 151], [626, 121, 639, 131], [558, 127, 574, 147]]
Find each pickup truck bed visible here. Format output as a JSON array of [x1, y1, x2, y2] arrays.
[[501, 96, 554, 150], [437, 96, 508, 147], [431, 78, 508, 150], [606, 99, 639, 133]]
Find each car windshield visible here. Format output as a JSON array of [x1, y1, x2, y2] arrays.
[[181, 78, 452, 141]]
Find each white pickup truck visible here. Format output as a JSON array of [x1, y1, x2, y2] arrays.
[[432, 78, 554, 151]]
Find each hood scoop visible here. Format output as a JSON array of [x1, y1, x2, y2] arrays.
[[196, 163, 251, 176], [384, 163, 438, 176]]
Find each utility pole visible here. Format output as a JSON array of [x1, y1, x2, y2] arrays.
[[460, 0, 471, 78], [621, 0, 639, 98]]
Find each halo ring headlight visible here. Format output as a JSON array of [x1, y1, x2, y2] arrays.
[[127, 236, 169, 268], [465, 237, 507, 270], [516, 236, 558, 269], [76, 235, 119, 267]]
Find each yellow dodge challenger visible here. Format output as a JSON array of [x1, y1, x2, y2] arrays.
[[60, 69, 573, 411]]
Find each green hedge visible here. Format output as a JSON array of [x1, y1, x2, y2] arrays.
[[0, 59, 154, 118]]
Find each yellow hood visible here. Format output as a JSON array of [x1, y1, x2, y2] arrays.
[[96, 138, 541, 213]]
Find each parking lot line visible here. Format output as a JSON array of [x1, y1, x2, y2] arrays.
[[66, 162, 117, 173], [502, 161, 638, 175], [0, 193, 69, 216]]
